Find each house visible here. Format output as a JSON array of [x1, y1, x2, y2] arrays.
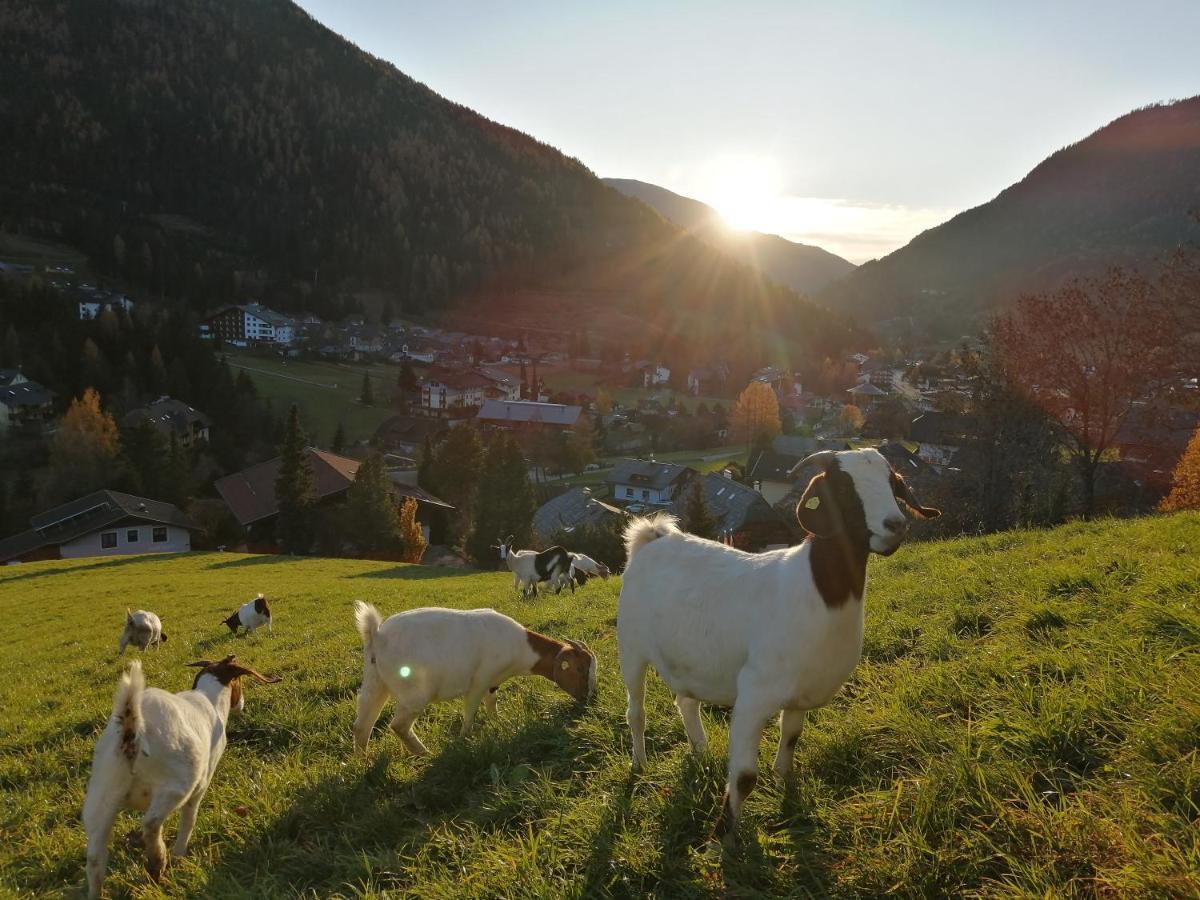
[[747, 448, 803, 505], [606, 458, 693, 507], [419, 370, 493, 411], [687, 363, 730, 396], [214, 447, 453, 551], [668, 472, 794, 550], [910, 412, 969, 470], [640, 363, 670, 387], [121, 397, 211, 447], [0, 376, 55, 434], [533, 487, 626, 539], [79, 292, 134, 320], [475, 367, 522, 401], [372, 415, 449, 456], [0, 490, 198, 563], [847, 381, 888, 411], [475, 399, 583, 432], [199, 303, 295, 346]]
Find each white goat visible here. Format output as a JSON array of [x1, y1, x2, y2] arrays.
[[82, 656, 281, 898], [222, 593, 273, 635], [555, 552, 611, 592], [617, 448, 939, 843], [118, 609, 166, 654], [352, 602, 596, 755], [494, 535, 571, 598]]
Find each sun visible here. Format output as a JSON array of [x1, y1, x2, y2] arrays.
[[702, 156, 781, 233]]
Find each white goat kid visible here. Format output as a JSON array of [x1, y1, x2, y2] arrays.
[[119, 609, 166, 654], [617, 448, 939, 843], [82, 655, 281, 898], [353, 602, 596, 755]]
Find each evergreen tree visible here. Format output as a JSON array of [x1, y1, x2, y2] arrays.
[[331, 421, 346, 454], [417, 434, 435, 489], [467, 433, 535, 566], [682, 477, 718, 540], [427, 425, 484, 538], [121, 418, 169, 497], [343, 453, 401, 555], [274, 405, 315, 554], [396, 360, 418, 411], [360, 370, 373, 406], [163, 432, 193, 507]]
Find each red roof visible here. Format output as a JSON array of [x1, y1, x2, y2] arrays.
[[215, 447, 362, 527]]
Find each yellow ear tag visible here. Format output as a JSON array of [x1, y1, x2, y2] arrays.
[[805, 496, 821, 510], [561, 660, 570, 670]]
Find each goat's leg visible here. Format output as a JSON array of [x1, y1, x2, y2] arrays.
[[484, 686, 498, 718], [172, 785, 207, 859], [675, 695, 708, 754], [141, 790, 187, 882], [389, 707, 429, 756], [621, 658, 650, 770], [353, 670, 390, 753], [460, 688, 485, 736], [713, 698, 774, 846], [83, 795, 119, 900], [772, 708, 807, 782]]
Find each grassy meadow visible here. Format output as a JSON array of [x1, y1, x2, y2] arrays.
[[2, 514, 1199, 897]]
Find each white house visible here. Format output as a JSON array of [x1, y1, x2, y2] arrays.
[[79, 293, 134, 320], [605, 459, 693, 507]]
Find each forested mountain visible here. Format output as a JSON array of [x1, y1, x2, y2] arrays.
[[0, 0, 863, 369], [819, 97, 1200, 336], [604, 178, 856, 294]]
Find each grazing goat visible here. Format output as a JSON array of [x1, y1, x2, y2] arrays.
[[119, 610, 166, 654], [617, 448, 940, 844], [559, 552, 611, 590], [495, 535, 571, 598], [82, 655, 281, 898], [222, 593, 273, 635], [353, 602, 596, 755]]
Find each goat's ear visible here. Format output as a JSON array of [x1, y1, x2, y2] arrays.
[[891, 473, 941, 519], [229, 662, 282, 684], [159, 632, 168, 643], [796, 473, 842, 537], [185, 659, 214, 669]]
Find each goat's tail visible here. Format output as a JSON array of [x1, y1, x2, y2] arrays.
[[623, 513, 681, 563], [111, 660, 145, 762], [354, 601, 383, 654]]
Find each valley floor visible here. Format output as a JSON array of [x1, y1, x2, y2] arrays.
[[2, 515, 1199, 897]]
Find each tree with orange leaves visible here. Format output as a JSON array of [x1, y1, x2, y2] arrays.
[[1160, 427, 1200, 512], [991, 267, 1182, 518]]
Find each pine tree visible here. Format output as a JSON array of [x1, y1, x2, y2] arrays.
[[360, 370, 373, 406], [396, 360, 418, 411], [163, 432, 193, 507], [467, 433, 535, 566], [682, 477, 718, 540], [343, 453, 401, 555], [1160, 426, 1200, 511], [121, 418, 168, 497], [397, 497, 427, 563], [331, 421, 346, 454], [274, 405, 315, 554], [417, 434, 435, 489], [427, 425, 484, 538]]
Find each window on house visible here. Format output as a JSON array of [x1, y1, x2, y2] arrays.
[[152, 526, 168, 543], [641, 490, 650, 500], [126, 529, 139, 543], [625, 488, 634, 498], [101, 532, 117, 549]]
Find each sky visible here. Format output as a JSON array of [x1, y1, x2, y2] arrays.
[[297, 1, 1199, 264]]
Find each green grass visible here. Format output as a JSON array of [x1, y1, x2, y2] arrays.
[[225, 352, 404, 446], [3, 514, 1200, 897]]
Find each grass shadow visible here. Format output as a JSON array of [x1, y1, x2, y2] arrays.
[[579, 773, 636, 897], [0, 552, 193, 584], [349, 565, 487, 581]]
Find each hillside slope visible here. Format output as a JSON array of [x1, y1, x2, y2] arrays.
[[0, 0, 861, 365], [605, 177, 857, 294], [2, 513, 1199, 897], [819, 97, 1200, 334]]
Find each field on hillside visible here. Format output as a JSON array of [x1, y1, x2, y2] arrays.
[[3, 515, 1200, 897]]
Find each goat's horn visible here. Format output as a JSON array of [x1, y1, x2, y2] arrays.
[[788, 450, 838, 477]]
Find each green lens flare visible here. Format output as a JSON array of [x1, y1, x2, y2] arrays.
[[399, 666, 411, 678]]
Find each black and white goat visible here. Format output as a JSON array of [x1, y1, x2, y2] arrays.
[[119, 610, 167, 654], [222, 593, 273, 635], [617, 448, 940, 844], [82, 656, 281, 898], [495, 535, 572, 598]]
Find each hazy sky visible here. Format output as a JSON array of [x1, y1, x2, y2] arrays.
[[298, 1, 1199, 263]]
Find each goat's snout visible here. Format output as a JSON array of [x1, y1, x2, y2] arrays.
[[883, 515, 907, 537]]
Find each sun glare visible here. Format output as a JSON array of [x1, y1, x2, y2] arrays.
[[703, 156, 781, 233]]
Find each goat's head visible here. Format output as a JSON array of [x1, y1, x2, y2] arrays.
[[551, 638, 597, 704], [491, 534, 515, 560], [187, 654, 282, 712], [790, 448, 940, 556]]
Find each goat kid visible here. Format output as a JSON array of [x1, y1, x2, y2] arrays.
[[119, 609, 166, 654], [353, 602, 596, 755], [82, 655, 281, 898], [222, 593, 273, 635], [494, 535, 571, 598], [617, 448, 939, 844], [556, 552, 612, 591]]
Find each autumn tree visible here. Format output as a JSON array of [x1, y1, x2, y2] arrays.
[[397, 497, 428, 563], [275, 405, 315, 554], [838, 404, 865, 435], [43, 388, 122, 504], [992, 268, 1182, 517], [731, 381, 781, 448], [682, 477, 718, 540], [1160, 426, 1200, 512]]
